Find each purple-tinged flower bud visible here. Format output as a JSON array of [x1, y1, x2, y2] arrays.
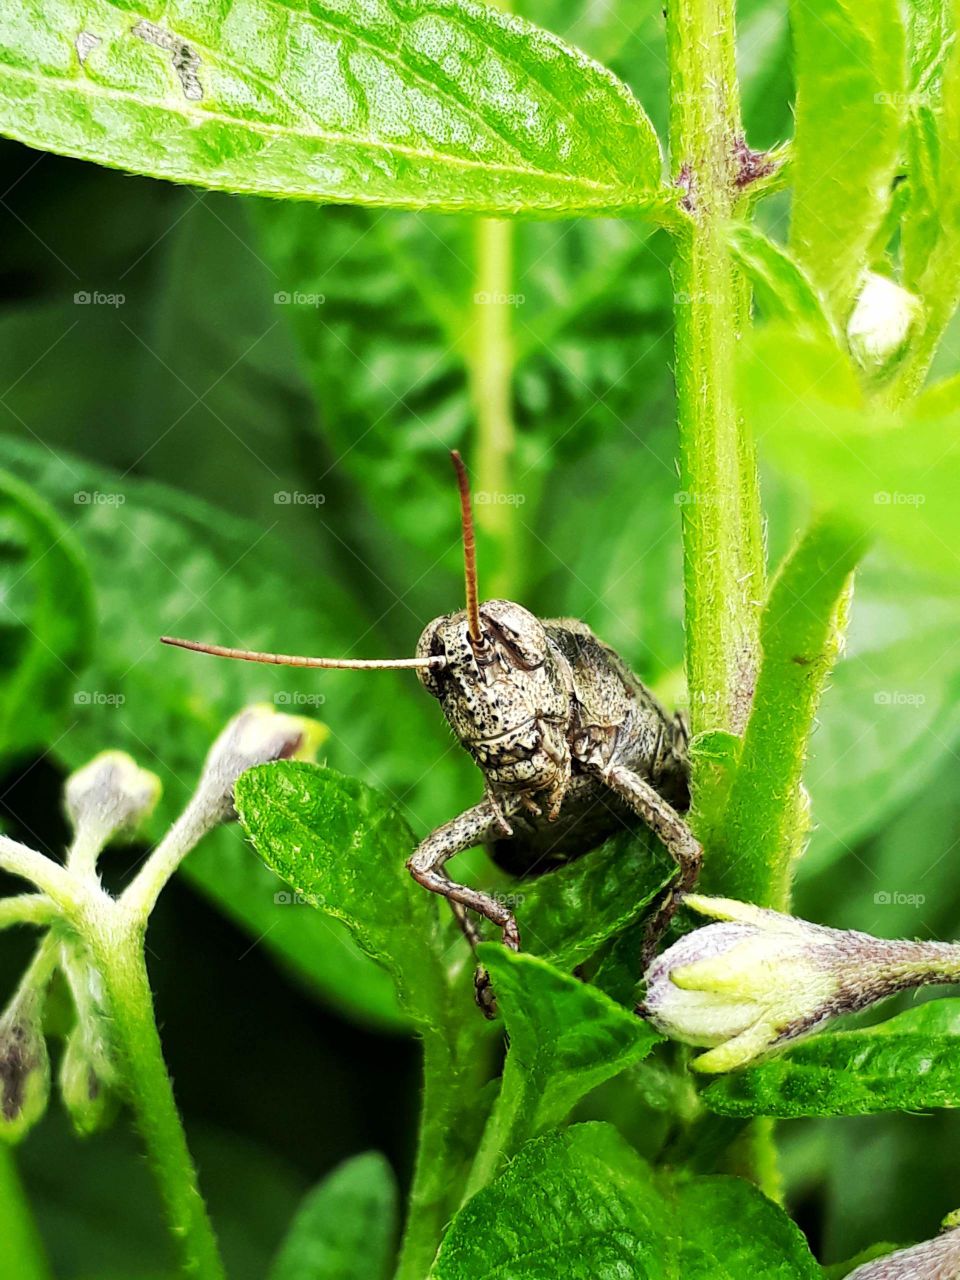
[[845, 1227, 960, 1279], [193, 705, 326, 823], [65, 751, 161, 855], [642, 895, 960, 1073], [0, 984, 50, 1143]]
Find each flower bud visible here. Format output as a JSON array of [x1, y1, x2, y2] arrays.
[[847, 272, 922, 376], [0, 984, 50, 1143], [845, 1227, 960, 1279], [59, 1022, 118, 1136], [193, 704, 325, 823], [65, 751, 161, 849], [641, 895, 960, 1073]]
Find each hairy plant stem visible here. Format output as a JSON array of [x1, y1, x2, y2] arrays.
[[666, 0, 764, 754], [467, 215, 520, 598], [81, 901, 225, 1280], [395, 1017, 496, 1280], [708, 514, 870, 907], [0, 1146, 52, 1280]]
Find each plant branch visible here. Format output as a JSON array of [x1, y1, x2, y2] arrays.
[[84, 906, 225, 1280], [708, 513, 869, 907], [0, 894, 59, 929], [0, 837, 78, 910], [666, 0, 764, 750], [466, 215, 520, 598]]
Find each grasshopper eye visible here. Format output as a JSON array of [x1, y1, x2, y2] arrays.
[[480, 600, 547, 668], [415, 616, 447, 696]]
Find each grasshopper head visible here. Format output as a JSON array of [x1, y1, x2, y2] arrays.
[[415, 601, 569, 791]]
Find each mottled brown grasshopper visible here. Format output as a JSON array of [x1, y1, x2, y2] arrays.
[[163, 453, 700, 964]]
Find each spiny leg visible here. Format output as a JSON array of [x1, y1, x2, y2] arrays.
[[406, 800, 521, 950], [598, 763, 703, 963]]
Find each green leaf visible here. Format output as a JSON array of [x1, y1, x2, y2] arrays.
[[432, 1123, 821, 1279], [900, 0, 955, 292], [0, 0, 665, 216], [433, 1124, 672, 1280], [666, 1175, 823, 1279], [704, 1000, 960, 1118], [235, 761, 447, 1027], [0, 470, 93, 765], [727, 224, 833, 339], [744, 327, 960, 579], [518, 828, 676, 971], [268, 1153, 397, 1280], [467, 948, 659, 1186], [788, 0, 906, 316]]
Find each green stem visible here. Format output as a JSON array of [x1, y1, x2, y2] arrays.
[[394, 1027, 493, 1280], [666, 0, 764, 747], [466, 216, 520, 598], [0, 1146, 52, 1280], [709, 514, 869, 907], [84, 906, 225, 1280]]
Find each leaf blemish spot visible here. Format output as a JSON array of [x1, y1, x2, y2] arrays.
[[75, 32, 101, 65], [131, 20, 203, 102]]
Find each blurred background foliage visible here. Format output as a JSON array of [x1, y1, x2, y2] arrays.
[[0, 0, 959, 1273]]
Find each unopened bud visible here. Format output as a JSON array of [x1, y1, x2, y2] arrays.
[[845, 1227, 960, 1279], [65, 751, 161, 848], [194, 705, 325, 823], [847, 272, 922, 375], [642, 895, 960, 1073], [59, 1022, 118, 1136], [0, 985, 50, 1142]]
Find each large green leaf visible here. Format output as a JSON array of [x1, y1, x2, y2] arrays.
[[468, 947, 659, 1183], [705, 1000, 960, 1118], [0, 470, 94, 765], [268, 1153, 397, 1280], [788, 0, 905, 317], [235, 761, 448, 1027], [432, 1123, 821, 1279], [0, 0, 665, 216]]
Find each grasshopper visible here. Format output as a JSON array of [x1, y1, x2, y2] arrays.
[[162, 453, 701, 966]]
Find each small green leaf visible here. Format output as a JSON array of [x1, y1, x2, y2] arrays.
[[667, 1175, 822, 1279], [0, 0, 665, 216], [727, 224, 833, 339], [704, 1000, 960, 1118], [901, 0, 955, 291], [433, 1124, 672, 1280], [235, 761, 447, 1027], [789, 0, 906, 317], [433, 1123, 821, 1279], [518, 828, 676, 970], [0, 470, 93, 765], [468, 948, 659, 1184], [268, 1152, 398, 1280]]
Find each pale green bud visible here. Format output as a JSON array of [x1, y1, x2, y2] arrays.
[[642, 895, 960, 1073], [65, 751, 161, 849], [847, 272, 922, 376], [59, 1022, 118, 1137], [193, 704, 326, 823]]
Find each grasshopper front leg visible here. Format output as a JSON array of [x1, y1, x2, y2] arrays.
[[407, 799, 522, 950], [596, 762, 703, 961]]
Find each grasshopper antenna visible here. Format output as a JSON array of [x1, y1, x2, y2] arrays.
[[160, 636, 445, 671], [450, 450, 483, 646]]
